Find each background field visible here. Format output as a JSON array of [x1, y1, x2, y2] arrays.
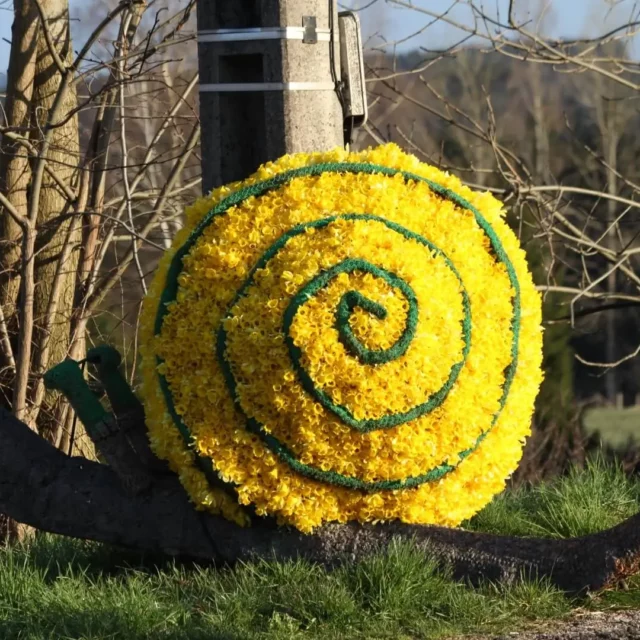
[[583, 408, 640, 449]]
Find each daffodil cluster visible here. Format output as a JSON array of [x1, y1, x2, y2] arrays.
[[139, 143, 543, 532]]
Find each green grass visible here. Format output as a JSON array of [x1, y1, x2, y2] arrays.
[[1, 455, 640, 640], [464, 452, 640, 538], [583, 406, 640, 449]]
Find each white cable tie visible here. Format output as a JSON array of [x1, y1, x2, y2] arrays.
[[198, 27, 331, 43], [199, 82, 336, 92]]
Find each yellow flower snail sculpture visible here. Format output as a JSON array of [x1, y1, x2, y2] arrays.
[[45, 144, 543, 533]]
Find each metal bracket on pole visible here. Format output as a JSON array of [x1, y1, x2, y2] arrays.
[[337, 11, 368, 143], [302, 16, 318, 44]]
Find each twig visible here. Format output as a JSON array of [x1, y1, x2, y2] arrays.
[[0, 302, 15, 371], [117, 9, 148, 296]]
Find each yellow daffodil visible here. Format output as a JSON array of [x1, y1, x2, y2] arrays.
[[139, 143, 543, 532]]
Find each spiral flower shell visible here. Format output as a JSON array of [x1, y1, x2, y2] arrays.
[[139, 144, 543, 532]]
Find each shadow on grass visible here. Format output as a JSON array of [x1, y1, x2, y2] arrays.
[[25, 533, 173, 578], [0, 536, 573, 640]]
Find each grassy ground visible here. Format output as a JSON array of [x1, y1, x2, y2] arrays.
[[583, 406, 640, 449], [2, 456, 640, 640]]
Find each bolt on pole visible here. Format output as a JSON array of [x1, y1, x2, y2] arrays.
[[196, 0, 348, 193]]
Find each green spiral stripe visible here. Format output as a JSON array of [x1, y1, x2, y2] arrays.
[[336, 289, 396, 363], [300, 258, 419, 367], [154, 162, 521, 492], [275, 222, 470, 432]]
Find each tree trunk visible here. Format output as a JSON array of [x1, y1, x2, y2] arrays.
[[0, 0, 92, 542], [26, 0, 81, 433], [0, 0, 42, 544], [0, 0, 39, 368], [1, 405, 640, 596]]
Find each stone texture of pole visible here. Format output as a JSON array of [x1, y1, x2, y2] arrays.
[[196, 0, 345, 193]]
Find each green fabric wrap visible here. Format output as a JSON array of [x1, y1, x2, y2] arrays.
[[43, 359, 110, 431], [154, 162, 521, 493], [86, 345, 144, 417]]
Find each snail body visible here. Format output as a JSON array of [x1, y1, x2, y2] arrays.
[[140, 144, 543, 532]]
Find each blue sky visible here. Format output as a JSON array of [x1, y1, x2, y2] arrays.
[[345, 0, 640, 54], [1, 0, 639, 82]]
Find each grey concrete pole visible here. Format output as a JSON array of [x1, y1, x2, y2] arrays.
[[196, 0, 345, 193]]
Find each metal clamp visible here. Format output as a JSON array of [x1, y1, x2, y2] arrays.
[[302, 16, 318, 44]]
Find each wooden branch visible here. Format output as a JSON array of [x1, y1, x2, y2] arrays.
[[87, 123, 201, 314], [0, 303, 15, 371], [75, 0, 147, 304], [11, 0, 140, 422], [27, 213, 83, 426], [69, 1, 135, 75], [12, 224, 37, 421], [82, 73, 198, 302], [389, 0, 640, 92], [12, 0, 80, 421], [117, 9, 148, 295], [1, 406, 639, 596], [101, 178, 201, 209], [0, 189, 31, 230], [32, 0, 68, 75], [0, 129, 78, 202]]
